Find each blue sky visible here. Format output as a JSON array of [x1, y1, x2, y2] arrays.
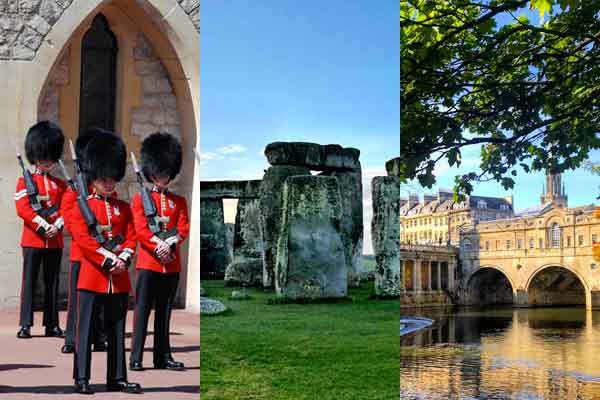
[[404, 144, 600, 211], [404, 4, 600, 211], [201, 1, 399, 253]]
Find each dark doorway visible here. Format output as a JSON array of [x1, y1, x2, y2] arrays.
[[79, 14, 118, 134]]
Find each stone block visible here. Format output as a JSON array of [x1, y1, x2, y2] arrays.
[[259, 165, 310, 287], [275, 175, 347, 299], [200, 199, 227, 279], [265, 141, 360, 171], [19, 0, 41, 13], [200, 180, 262, 199], [26, 14, 51, 35], [371, 176, 400, 296], [320, 168, 363, 287], [386, 157, 401, 177]]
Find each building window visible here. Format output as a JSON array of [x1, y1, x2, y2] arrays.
[[539, 238, 543, 248], [593, 234, 598, 244], [529, 238, 534, 248], [579, 235, 585, 246], [485, 241, 489, 251], [517, 239, 522, 249], [79, 13, 118, 134], [477, 200, 487, 209], [567, 236, 571, 247], [551, 223, 560, 248], [506, 240, 511, 250]]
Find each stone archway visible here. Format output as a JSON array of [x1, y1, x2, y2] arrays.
[[466, 267, 515, 305], [526, 266, 588, 307], [33, 0, 200, 310]]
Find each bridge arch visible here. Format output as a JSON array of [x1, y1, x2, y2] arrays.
[[465, 265, 516, 305], [525, 264, 590, 308]]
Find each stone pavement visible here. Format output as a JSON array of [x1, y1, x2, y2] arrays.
[[0, 310, 199, 399]]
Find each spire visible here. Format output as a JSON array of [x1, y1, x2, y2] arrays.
[[541, 170, 568, 207]]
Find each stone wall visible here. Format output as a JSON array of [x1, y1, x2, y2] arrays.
[[0, 0, 199, 60], [38, 45, 69, 123]]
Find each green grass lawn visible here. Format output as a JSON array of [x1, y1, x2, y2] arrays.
[[200, 280, 399, 400]]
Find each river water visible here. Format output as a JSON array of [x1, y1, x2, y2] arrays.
[[401, 307, 600, 399]]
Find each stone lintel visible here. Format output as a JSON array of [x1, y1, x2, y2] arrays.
[[200, 180, 262, 199]]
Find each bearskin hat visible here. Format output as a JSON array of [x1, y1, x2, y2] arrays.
[[25, 120, 65, 164], [76, 127, 112, 162], [82, 131, 127, 182], [140, 132, 182, 182]]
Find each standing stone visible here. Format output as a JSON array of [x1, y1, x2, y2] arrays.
[[275, 176, 347, 299], [224, 223, 234, 266], [320, 168, 363, 287], [200, 199, 227, 279], [259, 165, 310, 287], [371, 176, 400, 296], [385, 157, 401, 177], [224, 199, 263, 287]]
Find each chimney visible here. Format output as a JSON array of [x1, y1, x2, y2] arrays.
[[423, 193, 436, 204], [408, 193, 419, 208], [438, 189, 453, 202]]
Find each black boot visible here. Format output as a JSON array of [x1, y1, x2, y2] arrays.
[[92, 341, 107, 352], [74, 379, 94, 394], [17, 326, 31, 339], [61, 344, 75, 354], [106, 380, 142, 393], [155, 358, 185, 371], [129, 361, 144, 371], [44, 326, 65, 338]]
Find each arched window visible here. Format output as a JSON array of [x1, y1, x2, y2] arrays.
[[79, 14, 118, 134], [551, 223, 561, 248]]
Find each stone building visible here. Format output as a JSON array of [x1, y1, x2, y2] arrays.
[[0, 1, 200, 312], [459, 172, 600, 310], [400, 189, 514, 246]]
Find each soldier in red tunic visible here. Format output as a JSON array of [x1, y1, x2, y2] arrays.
[[69, 132, 141, 394], [60, 128, 108, 354], [14, 121, 66, 339], [129, 132, 190, 371]]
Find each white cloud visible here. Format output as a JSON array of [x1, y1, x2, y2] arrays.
[[217, 144, 247, 154], [200, 152, 224, 162]]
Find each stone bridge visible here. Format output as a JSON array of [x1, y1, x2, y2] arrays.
[[399, 244, 459, 307], [459, 245, 600, 310]]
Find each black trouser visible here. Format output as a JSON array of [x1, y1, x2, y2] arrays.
[[19, 247, 62, 328], [131, 270, 179, 365], [73, 290, 128, 382], [65, 262, 107, 347]]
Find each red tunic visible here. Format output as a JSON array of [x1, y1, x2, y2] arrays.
[[69, 193, 136, 294], [60, 183, 97, 262], [14, 171, 66, 248], [131, 189, 190, 273]]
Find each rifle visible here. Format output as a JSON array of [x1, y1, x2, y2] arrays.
[[58, 159, 124, 270], [68, 140, 89, 199], [17, 153, 58, 235], [130, 152, 178, 251]]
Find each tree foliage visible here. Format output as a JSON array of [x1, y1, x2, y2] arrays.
[[401, 0, 600, 198]]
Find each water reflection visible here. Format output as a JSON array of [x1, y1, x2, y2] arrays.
[[401, 307, 600, 399]]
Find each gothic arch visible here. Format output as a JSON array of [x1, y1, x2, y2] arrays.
[[32, 0, 200, 310]]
